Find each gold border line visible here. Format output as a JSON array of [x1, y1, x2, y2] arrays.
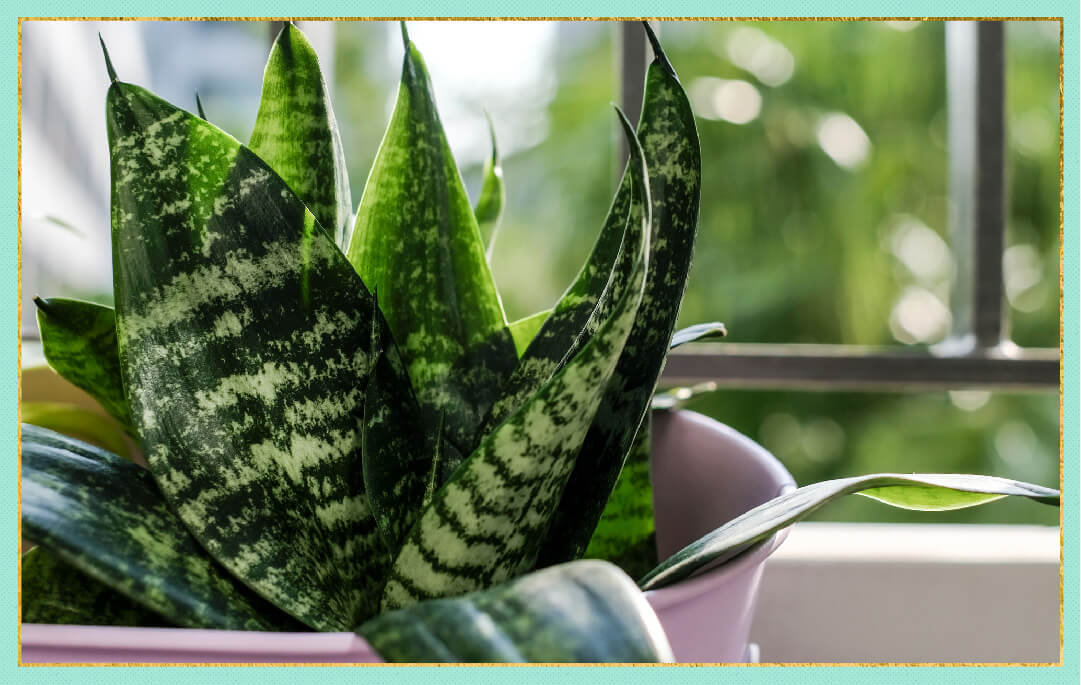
[[14, 14, 1063, 665]]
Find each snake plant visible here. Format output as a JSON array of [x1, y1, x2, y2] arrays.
[[21, 22, 1059, 663]]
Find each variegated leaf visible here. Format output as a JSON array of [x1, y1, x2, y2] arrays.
[[359, 560, 672, 663], [474, 113, 505, 259], [107, 77, 388, 630], [640, 473, 1061, 590], [249, 23, 352, 249], [379, 110, 651, 611], [346, 24, 518, 451], [21, 425, 302, 630], [583, 414, 657, 580], [34, 297, 131, 431], [21, 546, 167, 627], [538, 25, 703, 566]]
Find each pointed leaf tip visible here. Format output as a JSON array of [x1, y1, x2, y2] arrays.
[[641, 22, 676, 78], [400, 21, 410, 47], [98, 33, 118, 83], [194, 93, 207, 120], [483, 110, 499, 160]]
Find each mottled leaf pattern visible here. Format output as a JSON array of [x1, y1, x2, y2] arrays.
[[507, 309, 550, 357], [346, 26, 518, 451], [379, 111, 651, 611], [474, 114, 505, 259], [640, 473, 1061, 590], [34, 297, 131, 431], [362, 299, 438, 556], [360, 560, 672, 663], [21, 425, 301, 630], [107, 81, 387, 630], [538, 27, 704, 567], [22, 546, 168, 627], [584, 415, 657, 580], [669, 321, 726, 348], [249, 23, 352, 248]]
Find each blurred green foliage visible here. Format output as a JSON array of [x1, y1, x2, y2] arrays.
[[333, 20, 1059, 524]]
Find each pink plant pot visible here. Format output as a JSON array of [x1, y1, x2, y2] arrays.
[[21, 410, 793, 664]]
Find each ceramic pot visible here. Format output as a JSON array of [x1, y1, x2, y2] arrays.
[[21, 410, 794, 663]]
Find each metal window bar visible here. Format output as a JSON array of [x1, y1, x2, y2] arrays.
[[618, 20, 1059, 391]]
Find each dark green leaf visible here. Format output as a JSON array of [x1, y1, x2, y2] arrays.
[[20, 425, 302, 631], [539, 24, 703, 566], [346, 27, 518, 451], [107, 80, 388, 629], [669, 322, 726, 348], [360, 561, 672, 663], [21, 546, 168, 627], [584, 415, 657, 580], [507, 309, 550, 357], [34, 297, 131, 431], [379, 111, 651, 611], [640, 473, 1061, 590], [474, 113, 505, 258], [249, 23, 352, 248], [21, 401, 132, 459]]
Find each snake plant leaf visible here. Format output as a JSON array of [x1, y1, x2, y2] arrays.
[[346, 25, 518, 451], [195, 93, 207, 120], [249, 22, 352, 249], [507, 309, 551, 357], [670, 322, 726, 349], [21, 401, 132, 459], [107, 80, 389, 630], [22, 546, 167, 627], [362, 297, 438, 556], [360, 560, 672, 663], [538, 24, 703, 567], [583, 415, 657, 580], [20, 425, 302, 631], [474, 112, 505, 258], [34, 297, 131, 431], [639, 473, 1061, 590], [379, 110, 651, 611]]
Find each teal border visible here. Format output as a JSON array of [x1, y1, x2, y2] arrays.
[[3, 2, 1076, 683]]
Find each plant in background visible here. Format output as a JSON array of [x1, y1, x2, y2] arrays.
[[21, 22, 1059, 663]]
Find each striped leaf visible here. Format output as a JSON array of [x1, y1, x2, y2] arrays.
[[346, 24, 518, 451], [538, 24, 703, 567], [34, 297, 131, 431], [249, 23, 352, 249], [583, 415, 657, 580], [640, 473, 1061, 590], [359, 560, 672, 663], [362, 298, 438, 556], [507, 309, 550, 357], [20, 425, 301, 631], [379, 110, 651, 611], [22, 546, 167, 627], [474, 113, 505, 259], [107, 78, 389, 630], [670, 321, 726, 348]]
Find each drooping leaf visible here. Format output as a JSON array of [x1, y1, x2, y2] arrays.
[[20, 425, 302, 631], [249, 23, 352, 248], [107, 78, 390, 629], [362, 296, 438, 557], [21, 546, 167, 627], [379, 110, 651, 611], [474, 112, 505, 259], [669, 321, 726, 348], [639, 473, 1061, 590], [346, 24, 518, 451], [507, 309, 550, 357], [538, 24, 703, 567], [360, 560, 672, 663], [21, 401, 132, 459], [34, 297, 131, 431], [583, 415, 657, 580]]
